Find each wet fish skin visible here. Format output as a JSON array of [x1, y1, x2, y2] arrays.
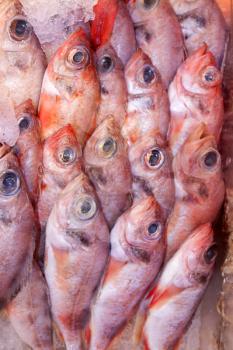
[[128, 132, 175, 217], [142, 223, 216, 350], [14, 99, 42, 206], [0, 0, 46, 108], [91, 0, 136, 65], [127, 0, 184, 87], [122, 49, 170, 145], [0, 151, 35, 308], [170, 0, 227, 67], [45, 172, 110, 350], [6, 261, 53, 350], [166, 125, 225, 261], [96, 43, 127, 127], [39, 27, 100, 145], [84, 116, 132, 228], [89, 196, 165, 350], [168, 44, 224, 156]]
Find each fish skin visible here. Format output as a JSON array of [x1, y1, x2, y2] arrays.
[[0, 0, 46, 108], [39, 27, 100, 145], [142, 223, 216, 350], [122, 49, 170, 145], [6, 261, 53, 350], [0, 151, 35, 308], [170, 0, 227, 68], [89, 196, 165, 350], [168, 44, 224, 156], [127, 0, 184, 87], [37, 124, 82, 258], [91, 0, 136, 65], [128, 132, 175, 218], [14, 99, 42, 207], [95, 43, 127, 127], [45, 172, 110, 350], [165, 125, 225, 261], [84, 116, 132, 228]]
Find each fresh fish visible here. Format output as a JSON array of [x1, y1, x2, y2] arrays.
[[168, 44, 223, 156], [37, 124, 82, 235], [128, 132, 174, 217], [14, 99, 42, 206], [39, 27, 100, 145], [122, 49, 170, 145], [0, 91, 19, 147], [127, 0, 184, 87], [91, 0, 136, 65], [0, 151, 35, 308], [6, 261, 53, 350], [166, 125, 224, 260], [0, 0, 46, 108], [142, 223, 216, 350], [170, 0, 227, 68], [45, 172, 109, 350], [89, 196, 165, 350], [84, 116, 132, 228], [96, 43, 127, 127]]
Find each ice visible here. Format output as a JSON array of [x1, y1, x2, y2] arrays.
[[20, 0, 98, 58]]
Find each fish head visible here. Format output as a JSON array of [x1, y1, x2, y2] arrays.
[[125, 48, 162, 96], [14, 99, 37, 136], [127, 0, 160, 22], [96, 43, 124, 97], [121, 196, 165, 263], [43, 124, 82, 175], [182, 223, 216, 286], [179, 44, 222, 95]]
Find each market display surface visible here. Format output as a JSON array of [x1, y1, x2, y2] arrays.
[[0, 0, 231, 349]]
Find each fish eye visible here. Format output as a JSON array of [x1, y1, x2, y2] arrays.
[[144, 148, 165, 169], [98, 137, 117, 158], [98, 55, 114, 73], [67, 46, 90, 70], [202, 66, 221, 87], [202, 149, 219, 169], [147, 222, 162, 238], [143, 65, 156, 84], [204, 244, 217, 264], [58, 147, 76, 165], [143, 0, 159, 9], [75, 195, 97, 220], [18, 114, 31, 132], [9, 18, 32, 41], [0, 170, 21, 196]]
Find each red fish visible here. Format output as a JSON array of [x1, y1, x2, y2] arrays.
[[168, 44, 223, 156], [89, 196, 165, 350], [142, 223, 216, 350], [39, 28, 100, 146], [91, 0, 136, 65]]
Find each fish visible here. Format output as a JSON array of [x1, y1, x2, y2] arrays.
[[128, 132, 175, 217], [0, 91, 19, 147], [95, 43, 127, 127], [13, 99, 42, 206], [0, 0, 46, 108], [84, 116, 132, 228], [39, 27, 100, 146], [0, 150, 35, 308], [165, 125, 225, 261], [45, 172, 110, 350], [168, 44, 224, 156], [126, 0, 184, 87], [37, 124, 82, 258], [170, 0, 227, 68], [122, 49, 170, 146], [91, 0, 136, 65], [6, 261, 53, 350], [89, 196, 165, 350], [141, 223, 216, 350]]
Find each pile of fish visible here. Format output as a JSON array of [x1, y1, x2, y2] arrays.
[[0, 0, 228, 349]]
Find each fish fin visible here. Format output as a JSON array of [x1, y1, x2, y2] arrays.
[[91, 0, 118, 48], [132, 298, 150, 348], [102, 258, 126, 285], [185, 123, 206, 143], [173, 336, 184, 350], [85, 325, 91, 346], [149, 284, 184, 309]]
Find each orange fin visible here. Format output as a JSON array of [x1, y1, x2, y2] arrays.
[[91, 0, 118, 48], [132, 299, 150, 348], [103, 258, 126, 285], [149, 284, 184, 309]]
